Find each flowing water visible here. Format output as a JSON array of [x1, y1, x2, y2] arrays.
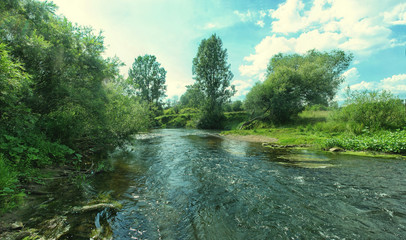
[[25, 129, 406, 239]]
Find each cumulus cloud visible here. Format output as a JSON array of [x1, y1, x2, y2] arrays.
[[239, 35, 296, 76], [379, 74, 406, 97], [341, 67, 360, 85], [344, 74, 406, 99], [349, 81, 375, 91], [384, 3, 406, 25], [241, 0, 402, 78], [270, 0, 306, 34]]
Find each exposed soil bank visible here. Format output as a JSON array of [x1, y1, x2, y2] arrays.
[[221, 134, 278, 143]]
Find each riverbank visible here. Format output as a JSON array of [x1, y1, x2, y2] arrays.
[[221, 128, 406, 158]]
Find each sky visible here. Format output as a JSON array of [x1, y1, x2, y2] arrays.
[[43, 0, 406, 102]]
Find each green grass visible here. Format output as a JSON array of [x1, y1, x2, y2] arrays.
[[223, 127, 328, 146]]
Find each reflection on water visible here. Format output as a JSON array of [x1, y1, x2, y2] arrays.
[[46, 129, 406, 239]]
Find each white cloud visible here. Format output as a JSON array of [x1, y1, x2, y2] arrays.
[[349, 81, 375, 91], [294, 30, 344, 53], [239, 35, 296, 76], [256, 20, 265, 28], [384, 3, 406, 25], [379, 74, 406, 96], [240, 0, 402, 78], [271, 0, 306, 34], [234, 10, 254, 22], [232, 79, 254, 98], [344, 74, 406, 98], [341, 67, 360, 85], [204, 23, 217, 29], [234, 9, 269, 26]]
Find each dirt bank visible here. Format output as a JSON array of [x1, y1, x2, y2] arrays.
[[221, 134, 278, 143]]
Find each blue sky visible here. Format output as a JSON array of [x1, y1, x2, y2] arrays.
[[45, 0, 406, 102]]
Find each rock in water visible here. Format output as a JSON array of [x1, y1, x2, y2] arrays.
[[329, 147, 345, 152]]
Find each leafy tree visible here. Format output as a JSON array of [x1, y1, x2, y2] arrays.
[[245, 49, 352, 123], [128, 54, 167, 107], [192, 34, 235, 128], [179, 84, 205, 109]]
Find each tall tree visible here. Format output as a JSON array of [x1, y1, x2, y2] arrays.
[[128, 54, 167, 107], [192, 34, 235, 128]]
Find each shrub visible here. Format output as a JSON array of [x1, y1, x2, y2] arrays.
[[333, 90, 406, 132]]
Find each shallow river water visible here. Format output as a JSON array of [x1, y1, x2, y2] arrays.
[[31, 129, 406, 239]]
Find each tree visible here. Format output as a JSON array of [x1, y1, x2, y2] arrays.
[[128, 55, 167, 107], [179, 84, 205, 109], [244, 49, 352, 123], [192, 34, 235, 128]]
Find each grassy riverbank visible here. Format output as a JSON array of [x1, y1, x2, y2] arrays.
[[222, 109, 406, 156]]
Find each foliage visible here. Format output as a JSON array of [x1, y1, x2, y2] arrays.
[[0, 0, 150, 211], [179, 84, 205, 109], [179, 108, 199, 114], [155, 113, 194, 128], [192, 34, 235, 129], [104, 82, 151, 147], [128, 54, 167, 107], [323, 130, 406, 154], [245, 49, 352, 123], [305, 104, 329, 111], [223, 112, 249, 130], [224, 100, 244, 112], [333, 90, 406, 132], [0, 154, 20, 213], [164, 108, 177, 115]]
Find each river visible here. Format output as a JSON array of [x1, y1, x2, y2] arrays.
[[22, 129, 406, 239]]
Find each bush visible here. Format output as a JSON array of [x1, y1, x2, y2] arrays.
[[333, 90, 406, 132]]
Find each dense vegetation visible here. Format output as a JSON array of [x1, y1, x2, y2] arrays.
[[0, 0, 150, 212], [225, 89, 406, 155]]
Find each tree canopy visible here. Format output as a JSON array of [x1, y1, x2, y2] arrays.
[[128, 54, 167, 107], [192, 34, 235, 128], [245, 49, 353, 123]]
